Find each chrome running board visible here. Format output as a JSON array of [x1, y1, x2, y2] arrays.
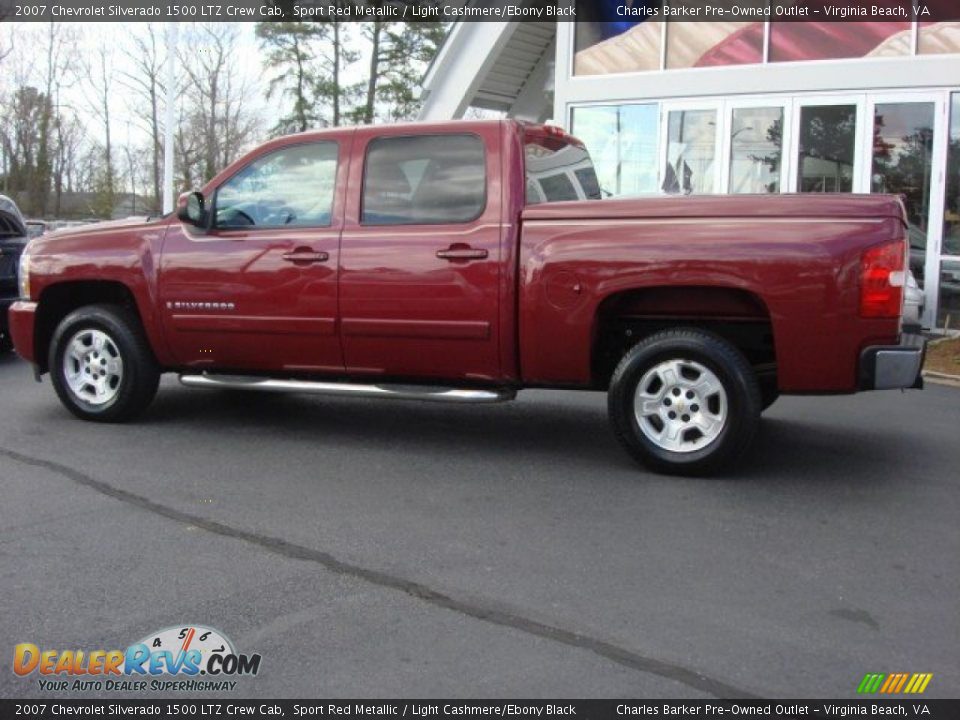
[[178, 373, 516, 404]]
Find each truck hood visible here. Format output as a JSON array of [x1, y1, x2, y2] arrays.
[[30, 216, 159, 254], [522, 193, 908, 224], [46, 216, 156, 238]]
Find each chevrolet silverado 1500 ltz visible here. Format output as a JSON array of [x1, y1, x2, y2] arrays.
[[7, 120, 925, 475]]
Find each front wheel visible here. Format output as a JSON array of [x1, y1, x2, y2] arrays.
[[49, 304, 160, 422], [608, 328, 761, 476]]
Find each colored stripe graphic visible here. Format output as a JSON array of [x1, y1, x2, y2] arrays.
[[858, 673, 932, 694], [857, 673, 885, 693]]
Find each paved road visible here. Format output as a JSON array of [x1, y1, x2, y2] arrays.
[[0, 352, 958, 700]]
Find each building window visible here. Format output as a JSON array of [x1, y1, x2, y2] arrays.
[[663, 109, 717, 194], [871, 102, 935, 286], [769, 22, 911, 62], [797, 105, 857, 193], [361, 135, 485, 225], [729, 107, 783, 193], [573, 2, 662, 75], [571, 104, 659, 196], [940, 93, 960, 326], [918, 21, 960, 54], [666, 21, 762, 69]]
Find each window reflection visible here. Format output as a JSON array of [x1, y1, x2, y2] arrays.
[[361, 135, 486, 225], [770, 21, 911, 62], [215, 143, 338, 228], [797, 105, 856, 193], [666, 21, 762, 69], [571, 104, 659, 196], [944, 93, 960, 257], [729, 107, 783, 193], [664, 109, 716, 195], [939, 93, 960, 327], [940, 260, 960, 327], [871, 102, 935, 285]]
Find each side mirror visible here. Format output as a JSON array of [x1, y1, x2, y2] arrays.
[[177, 191, 208, 228]]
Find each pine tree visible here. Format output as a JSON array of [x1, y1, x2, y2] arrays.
[[257, 15, 359, 134]]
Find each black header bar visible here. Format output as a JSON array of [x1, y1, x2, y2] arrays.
[[2, 700, 960, 720], [1, 1, 959, 23]]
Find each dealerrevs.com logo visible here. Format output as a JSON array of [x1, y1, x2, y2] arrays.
[[13, 625, 262, 693]]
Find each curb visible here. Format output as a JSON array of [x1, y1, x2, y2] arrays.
[[922, 370, 960, 388]]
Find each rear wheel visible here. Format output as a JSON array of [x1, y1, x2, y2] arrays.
[[608, 328, 761, 476], [49, 304, 160, 422], [759, 379, 780, 412]]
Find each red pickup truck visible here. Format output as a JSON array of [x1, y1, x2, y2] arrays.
[[8, 120, 924, 475]]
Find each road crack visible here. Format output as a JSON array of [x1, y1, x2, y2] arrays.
[[1, 445, 759, 699]]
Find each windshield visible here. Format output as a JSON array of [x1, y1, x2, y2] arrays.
[[524, 134, 603, 205]]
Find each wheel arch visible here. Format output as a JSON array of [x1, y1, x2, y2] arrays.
[[34, 280, 157, 374], [591, 285, 778, 390]]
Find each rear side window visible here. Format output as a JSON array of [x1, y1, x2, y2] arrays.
[[362, 134, 486, 225], [215, 142, 338, 229], [538, 173, 579, 202]]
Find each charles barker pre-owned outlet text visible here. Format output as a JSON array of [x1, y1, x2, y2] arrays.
[[617, 3, 922, 17]]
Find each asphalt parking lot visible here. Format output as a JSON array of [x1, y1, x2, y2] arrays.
[[1, 352, 958, 700]]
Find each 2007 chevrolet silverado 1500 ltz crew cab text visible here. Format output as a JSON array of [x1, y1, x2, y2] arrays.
[[7, 120, 925, 475]]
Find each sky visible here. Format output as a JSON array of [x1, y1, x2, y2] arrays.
[[1, 20, 375, 165]]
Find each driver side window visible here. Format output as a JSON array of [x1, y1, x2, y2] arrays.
[[215, 142, 338, 229]]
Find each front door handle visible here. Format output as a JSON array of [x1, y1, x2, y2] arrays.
[[436, 245, 488, 261], [282, 248, 329, 264]]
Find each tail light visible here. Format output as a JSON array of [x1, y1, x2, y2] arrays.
[[859, 239, 905, 318]]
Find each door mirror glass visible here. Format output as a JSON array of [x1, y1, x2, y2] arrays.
[[177, 191, 207, 227]]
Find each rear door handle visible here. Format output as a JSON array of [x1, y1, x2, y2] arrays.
[[282, 249, 329, 264], [436, 246, 488, 261]]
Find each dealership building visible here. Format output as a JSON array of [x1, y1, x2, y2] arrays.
[[418, 6, 960, 329]]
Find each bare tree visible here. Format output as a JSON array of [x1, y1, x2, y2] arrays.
[[119, 26, 166, 213], [82, 43, 117, 216], [0, 21, 13, 65], [178, 24, 260, 185]]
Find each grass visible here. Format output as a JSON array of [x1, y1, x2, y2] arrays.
[[924, 336, 960, 376]]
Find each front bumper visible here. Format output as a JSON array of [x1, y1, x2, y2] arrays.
[[7, 300, 37, 363], [859, 333, 926, 391]]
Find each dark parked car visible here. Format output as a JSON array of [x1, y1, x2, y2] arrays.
[[0, 195, 28, 352]]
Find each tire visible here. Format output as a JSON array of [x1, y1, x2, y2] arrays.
[[608, 328, 761, 476], [0, 332, 12, 353], [759, 379, 780, 412], [48, 304, 160, 422]]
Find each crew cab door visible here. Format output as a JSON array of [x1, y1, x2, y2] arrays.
[[159, 138, 349, 372], [338, 126, 503, 382]]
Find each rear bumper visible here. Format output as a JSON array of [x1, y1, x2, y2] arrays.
[[7, 300, 37, 363], [859, 333, 926, 391]]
